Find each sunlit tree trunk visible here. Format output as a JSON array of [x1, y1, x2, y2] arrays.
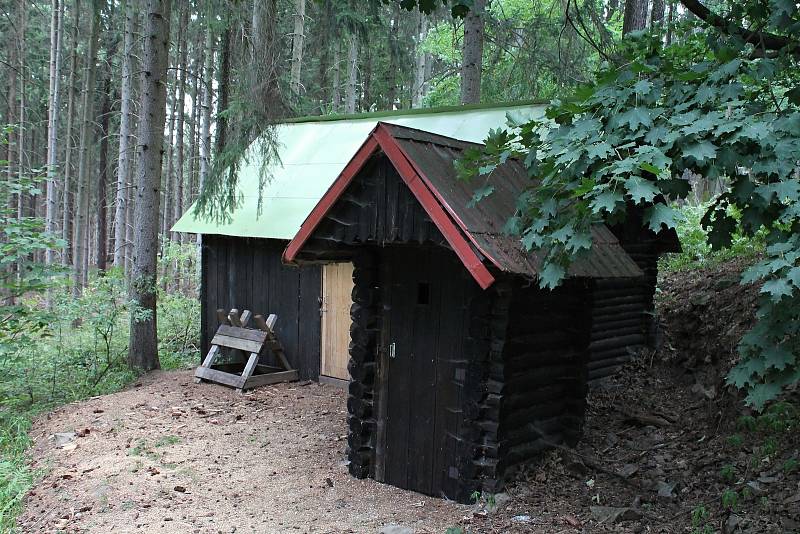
[[113, 0, 137, 269], [460, 0, 485, 104], [289, 0, 306, 96], [172, 4, 189, 244], [411, 13, 429, 109], [46, 0, 64, 272], [162, 29, 180, 248], [332, 41, 341, 112], [129, 0, 172, 371], [198, 27, 214, 199], [62, 0, 81, 267], [345, 34, 358, 113], [73, 0, 101, 295]]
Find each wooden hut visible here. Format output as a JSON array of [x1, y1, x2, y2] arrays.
[[173, 103, 547, 383], [282, 123, 644, 501]]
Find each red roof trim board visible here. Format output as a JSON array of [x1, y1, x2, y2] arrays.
[[283, 135, 380, 264], [380, 125, 507, 273], [372, 126, 495, 289], [283, 123, 496, 290]]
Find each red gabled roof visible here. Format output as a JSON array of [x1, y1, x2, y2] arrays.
[[283, 122, 643, 289], [283, 123, 496, 289]]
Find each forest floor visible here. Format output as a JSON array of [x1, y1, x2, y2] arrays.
[[17, 259, 800, 534]]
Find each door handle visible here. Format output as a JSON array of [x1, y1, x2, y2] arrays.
[[388, 342, 396, 359]]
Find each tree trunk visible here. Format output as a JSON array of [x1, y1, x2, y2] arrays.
[[186, 22, 204, 244], [460, 0, 485, 105], [651, 0, 665, 27], [332, 41, 341, 112], [412, 13, 429, 109], [6, 2, 18, 201], [62, 0, 81, 267], [113, 0, 137, 269], [199, 27, 214, 198], [622, 0, 649, 35], [17, 0, 27, 223], [214, 27, 231, 156], [162, 29, 180, 247], [172, 4, 189, 244], [96, 75, 111, 272], [606, 0, 619, 21], [129, 0, 172, 371], [666, 1, 675, 44], [46, 0, 64, 271], [345, 34, 358, 114], [73, 0, 101, 294], [289, 0, 306, 96]]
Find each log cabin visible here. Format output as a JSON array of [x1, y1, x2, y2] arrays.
[[173, 104, 679, 500], [281, 122, 646, 501]]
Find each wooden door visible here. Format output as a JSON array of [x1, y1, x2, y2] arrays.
[[377, 248, 468, 497], [321, 262, 354, 380]]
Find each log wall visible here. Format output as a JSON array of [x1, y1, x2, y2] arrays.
[[493, 279, 592, 486]]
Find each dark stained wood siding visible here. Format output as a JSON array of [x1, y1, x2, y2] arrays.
[[495, 279, 592, 478], [296, 155, 448, 262], [200, 235, 322, 380]]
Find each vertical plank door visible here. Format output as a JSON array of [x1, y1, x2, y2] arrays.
[[321, 262, 354, 380]]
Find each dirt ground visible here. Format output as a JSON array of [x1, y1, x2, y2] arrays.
[[18, 258, 800, 533], [17, 373, 468, 534]]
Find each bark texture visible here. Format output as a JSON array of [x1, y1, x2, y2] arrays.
[[113, 0, 137, 269], [290, 0, 306, 96], [45, 0, 64, 269], [460, 0, 485, 105], [72, 0, 101, 294], [622, 0, 649, 34], [129, 0, 172, 371]]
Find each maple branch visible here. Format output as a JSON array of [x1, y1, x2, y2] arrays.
[[679, 0, 799, 53]]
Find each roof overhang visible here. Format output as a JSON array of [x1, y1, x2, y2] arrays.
[[283, 123, 497, 289]]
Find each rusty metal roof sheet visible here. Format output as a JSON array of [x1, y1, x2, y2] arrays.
[[382, 123, 643, 279]]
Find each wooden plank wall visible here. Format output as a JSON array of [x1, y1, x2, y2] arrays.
[[200, 235, 322, 380], [297, 156, 448, 262]]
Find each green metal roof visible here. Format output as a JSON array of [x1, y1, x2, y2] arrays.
[[172, 102, 545, 240]]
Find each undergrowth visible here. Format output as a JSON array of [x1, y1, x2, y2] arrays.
[[0, 244, 200, 532], [659, 203, 765, 273]]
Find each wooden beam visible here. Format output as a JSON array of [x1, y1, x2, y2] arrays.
[[195, 367, 246, 389], [216, 325, 268, 343], [228, 309, 243, 327], [243, 370, 299, 388], [236, 353, 261, 394], [210, 334, 264, 354]]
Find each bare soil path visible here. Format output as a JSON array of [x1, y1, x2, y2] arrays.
[[18, 371, 467, 534]]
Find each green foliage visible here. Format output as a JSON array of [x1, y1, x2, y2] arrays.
[[720, 464, 736, 482], [463, 1, 800, 409], [0, 229, 200, 529], [721, 488, 739, 510], [659, 204, 765, 273], [421, 0, 600, 106], [690, 504, 713, 534]]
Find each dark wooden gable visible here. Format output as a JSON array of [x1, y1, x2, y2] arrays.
[[299, 154, 449, 262]]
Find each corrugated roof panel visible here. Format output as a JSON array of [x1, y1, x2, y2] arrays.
[[173, 104, 545, 239], [384, 123, 642, 279]]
